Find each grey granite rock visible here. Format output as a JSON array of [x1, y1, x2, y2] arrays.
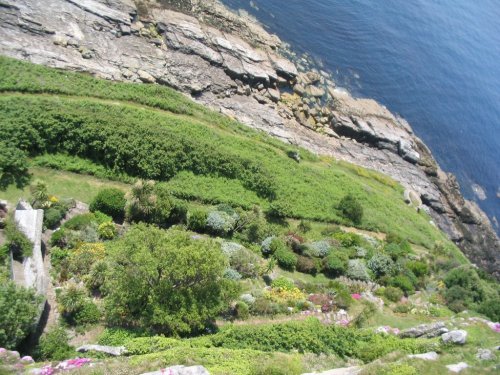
[[442, 330, 467, 345], [76, 345, 127, 356], [399, 322, 448, 339]]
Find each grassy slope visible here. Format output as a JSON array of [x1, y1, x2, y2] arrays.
[[0, 167, 128, 204], [0, 56, 449, 248]]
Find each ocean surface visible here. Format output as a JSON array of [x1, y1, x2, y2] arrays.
[[221, 0, 500, 232]]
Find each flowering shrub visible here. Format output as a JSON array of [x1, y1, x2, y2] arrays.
[[368, 253, 394, 278], [265, 287, 306, 305], [221, 241, 244, 257], [347, 259, 371, 281], [68, 242, 105, 276], [271, 277, 295, 291], [98, 221, 117, 240], [306, 240, 331, 257], [206, 211, 236, 236]]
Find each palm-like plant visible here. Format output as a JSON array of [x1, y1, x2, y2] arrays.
[[126, 180, 157, 222]]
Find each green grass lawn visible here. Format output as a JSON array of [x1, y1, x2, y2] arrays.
[[0, 167, 129, 204]]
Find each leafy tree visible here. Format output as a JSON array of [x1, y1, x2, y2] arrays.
[[0, 142, 30, 190], [0, 282, 42, 349], [103, 224, 236, 336], [338, 194, 363, 224]]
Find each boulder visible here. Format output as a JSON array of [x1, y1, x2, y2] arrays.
[[476, 348, 495, 361], [408, 351, 439, 361], [138, 70, 156, 83], [441, 330, 467, 345], [76, 344, 127, 356], [399, 322, 448, 339], [140, 365, 209, 375], [446, 362, 469, 373]]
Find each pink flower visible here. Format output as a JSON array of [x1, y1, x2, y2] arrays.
[[40, 365, 55, 375], [0, 348, 6, 353], [351, 293, 361, 300]]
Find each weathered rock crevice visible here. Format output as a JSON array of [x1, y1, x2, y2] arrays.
[[0, 0, 498, 278]]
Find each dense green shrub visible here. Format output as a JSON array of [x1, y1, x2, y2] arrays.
[[390, 275, 414, 295], [296, 255, 319, 275], [406, 260, 429, 278], [384, 286, 404, 302], [90, 188, 126, 222], [271, 277, 296, 291], [43, 205, 67, 229], [443, 266, 485, 311], [384, 243, 410, 260], [124, 336, 181, 355], [63, 213, 97, 230], [57, 283, 100, 326], [234, 301, 250, 320], [274, 247, 298, 271], [338, 194, 363, 224], [251, 354, 304, 375], [322, 252, 348, 277], [36, 326, 75, 361], [368, 253, 394, 278], [347, 259, 371, 281], [98, 221, 117, 240], [4, 217, 32, 258], [478, 297, 500, 321], [0, 140, 30, 190], [332, 232, 363, 248], [103, 225, 237, 336], [187, 209, 208, 232], [0, 282, 42, 349]]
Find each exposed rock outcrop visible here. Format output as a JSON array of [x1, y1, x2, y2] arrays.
[[399, 322, 448, 339], [0, 0, 498, 278]]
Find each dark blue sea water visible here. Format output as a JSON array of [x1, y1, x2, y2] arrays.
[[221, 0, 500, 232]]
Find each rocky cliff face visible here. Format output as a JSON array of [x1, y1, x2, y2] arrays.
[[1, 0, 498, 278]]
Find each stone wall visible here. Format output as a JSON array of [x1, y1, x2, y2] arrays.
[[13, 202, 47, 298]]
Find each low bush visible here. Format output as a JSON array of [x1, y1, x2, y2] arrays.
[[206, 210, 237, 236], [98, 221, 117, 240], [274, 247, 298, 271], [478, 298, 500, 321], [367, 253, 394, 278], [63, 213, 97, 230], [4, 217, 32, 258], [36, 326, 75, 360], [338, 194, 363, 224], [271, 277, 296, 291], [90, 188, 126, 222], [328, 281, 353, 309], [322, 252, 348, 278], [296, 256, 319, 275], [43, 205, 67, 229], [124, 336, 181, 355], [305, 240, 331, 257], [384, 286, 404, 302], [389, 275, 415, 295], [406, 260, 429, 278], [347, 259, 371, 281], [187, 209, 208, 232], [234, 301, 250, 320], [0, 282, 42, 349]]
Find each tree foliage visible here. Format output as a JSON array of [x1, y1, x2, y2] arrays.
[[103, 224, 236, 335], [0, 141, 30, 190], [0, 282, 41, 349]]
